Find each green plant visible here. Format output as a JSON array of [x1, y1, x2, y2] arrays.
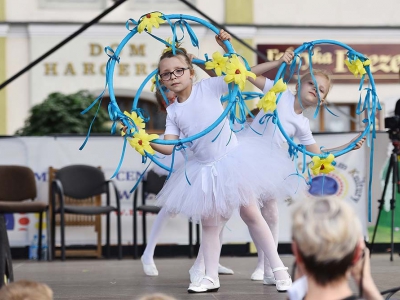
[[16, 90, 110, 135]]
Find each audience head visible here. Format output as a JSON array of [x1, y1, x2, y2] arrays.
[[0, 280, 53, 300], [291, 197, 363, 286]]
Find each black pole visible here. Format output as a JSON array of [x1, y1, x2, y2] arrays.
[[0, 0, 127, 91], [178, 0, 268, 63]]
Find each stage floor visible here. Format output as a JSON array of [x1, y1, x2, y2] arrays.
[[11, 254, 400, 300]]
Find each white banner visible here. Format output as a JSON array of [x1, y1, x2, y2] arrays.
[[0, 134, 369, 248]]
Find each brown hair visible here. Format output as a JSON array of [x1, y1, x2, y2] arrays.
[[157, 47, 194, 78], [155, 88, 167, 113], [0, 280, 53, 300]]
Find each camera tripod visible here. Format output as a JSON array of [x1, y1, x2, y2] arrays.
[[370, 140, 400, 261]]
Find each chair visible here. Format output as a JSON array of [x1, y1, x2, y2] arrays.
[[0, 165, 48, 261], [133, 169, 200, 259], [49, 165, 122, 261], [0, 214, 14, 288]]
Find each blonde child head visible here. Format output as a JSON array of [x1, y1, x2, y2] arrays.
[[0, 280, 53, 300]]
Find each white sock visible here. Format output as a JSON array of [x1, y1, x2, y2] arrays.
[[141, 207, 169, 265], [240, 202, 288, 281]]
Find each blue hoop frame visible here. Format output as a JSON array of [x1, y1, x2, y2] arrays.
[[81, 13, 379, 220], [267, 40, 380, 221]]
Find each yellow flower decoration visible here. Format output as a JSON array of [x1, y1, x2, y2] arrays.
[[121, 111, 145, 137], [137, 12, 165, 34], [310, 154, 335, 175], [224, 55, 256, 91], [150, 75, 158, 92], [205, 51, 228, 76], [128, 130, 159, 156], [345, 58, 371, 78], [162, 37, 178, 54], [256, 78, 287, 112]]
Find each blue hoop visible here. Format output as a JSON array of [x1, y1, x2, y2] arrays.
[[81, 13, 254, 177], [270, 40, 380, 221]]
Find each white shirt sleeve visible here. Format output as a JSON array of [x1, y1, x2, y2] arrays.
[[296, 118, 316, 145], [262, 78, 275, 94], [164, 109, 180, 136]]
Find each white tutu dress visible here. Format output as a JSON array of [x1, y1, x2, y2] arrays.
[[238, 78, 316, 204], [156, 77, 290, 223]]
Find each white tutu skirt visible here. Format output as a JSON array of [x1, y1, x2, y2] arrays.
[[156, 136, 308, 223]]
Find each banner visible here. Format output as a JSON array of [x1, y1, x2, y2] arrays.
[[0, 134, 371, 248]]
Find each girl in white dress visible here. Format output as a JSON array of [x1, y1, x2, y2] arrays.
[[247, 52, 366, 285], [151, 32, 292, 293], [140, 88, 234, 279]]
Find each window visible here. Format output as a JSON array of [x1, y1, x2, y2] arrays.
[[39, 0, 106, 10], [101, 97, 166, 134], [129, 0, 196, 10], [305, 103, 357, 133]]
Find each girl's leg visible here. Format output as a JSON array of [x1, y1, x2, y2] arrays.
[[260, 199, 279, 279], [217, 228, 234, 274], [249, 232, 264, 280], [189, 220, 232, 282], [240, 202, 289, 281], [198, 215, 227, 284], [141, 207, 170, 275]]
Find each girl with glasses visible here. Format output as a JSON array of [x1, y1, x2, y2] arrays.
[[151, 30, 291, 293]]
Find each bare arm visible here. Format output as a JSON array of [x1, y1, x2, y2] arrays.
[[249, 51, 294, 90], [351, 246, 383, 300], [191, 29, 233, 78], [305, 134, 366, 154], [150, 134, 178, 155]]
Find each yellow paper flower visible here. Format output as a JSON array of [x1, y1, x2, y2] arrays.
[[345, 58, 370, 78], [121, 111, 145, 136], [205, 51, 228, 76], [162, 37, 177, 54], [256, 78, 287, 112], [150, 75, 158, 92], [310, 154, 335, 175], [128, 130, 159, 156], [137, 12, 165, 34], [224, 55, 256, 91]]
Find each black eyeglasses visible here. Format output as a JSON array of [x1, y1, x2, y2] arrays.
[[159, 68, 190, 81]]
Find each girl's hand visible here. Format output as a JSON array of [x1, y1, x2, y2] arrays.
[[351, 133, 366, 150], [120, 122, 128, 134], [187, 53, 197, 62], [278, 50, 294, 65], [215, 29, 231, 50]]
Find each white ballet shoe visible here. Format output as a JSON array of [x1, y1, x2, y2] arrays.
[[189, 265, 205, 284], [272, 267, 292, 292], [251, 269, 264, 281], [187, 276, 220, 293], [218, 264, 234, 275], [141, 256, 158, 276]]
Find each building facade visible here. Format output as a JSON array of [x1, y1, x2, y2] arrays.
[[1, 0, 400, 135]]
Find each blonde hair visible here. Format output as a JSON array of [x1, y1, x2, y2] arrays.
[[299, 69, 333, 100], [292, 197, 362, 285], [292, 197, 361, 261], [0, 280, 53, 300], [137, 293, 176, 300]]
